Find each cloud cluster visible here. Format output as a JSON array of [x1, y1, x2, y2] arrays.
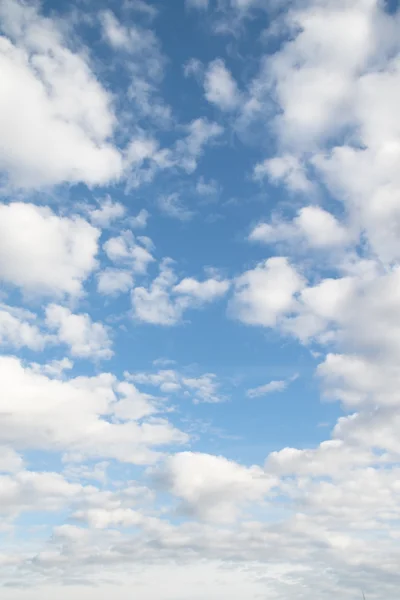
[[2, 0, 400, 598]]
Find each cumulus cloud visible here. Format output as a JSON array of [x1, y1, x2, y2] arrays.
[[0, 304, 48, 350], [230, 257, 304, 327], [204, 59, 240, 111], [0, 0, 122, 188], [0, 203, 99, 297], [132, 259, 230, 325], [45, 304, 113, 360], [253, 155, 312, 192], [0, 356, 187, 464], [103, 230, 154, 274], [250, 206, 351, 250], [97, 268, 134, 296], [88, 197, 126, 229], [154, 452, 276, 522]]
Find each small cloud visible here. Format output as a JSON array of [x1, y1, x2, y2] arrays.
[[158, 193, 194, 221], [247, 374, 298, 398]]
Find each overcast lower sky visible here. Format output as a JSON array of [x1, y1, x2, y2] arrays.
[[0, 0, 399, 598]]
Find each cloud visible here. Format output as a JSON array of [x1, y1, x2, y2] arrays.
[[0, 355, 187, 464], [247, 376, 296, 398], [0, 446, 23, 473], [103, 230, 154, 274], [158, 193, 194, 221], [154, 452, 276, 522], [129, 209, 150, 229], [88, 197, 126, 229], [204, 59, 240, 111], [97, 268, 134, 296], [132, 260, 230, 325], [173, 277, 230, 302], [45, 304, 113, 360], [129, 368, 224, 403], [174, 118, 224, 173], [0, 304, 48, 350], [125, 118, 223, 188], [230, 257, 304, 327], [253, 155, 312, 192], [100, 9, 171, 127], [250, 206, 351, 250], [196, 176, 220, 197], [186, 0, 209, 9], [0, 0, 122, 188], [0, 203, 99, 297]]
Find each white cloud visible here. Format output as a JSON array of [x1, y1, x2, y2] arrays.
[[35, 357, 74, 378], [0, 304, 47, 350], [103, 230, 154, 274], [100, 9, 170, 126], [256, 0, 384, 150], [129, 209, 149, 229], [174, 118, 224, 173], [173, 277, 230, 302], [89, 197, 125, 228], [155, 452, 276, 522], [125, 118, 223, 188], [0, 0, 122, 188], [0, 446, 23, 473], [100, 10, 160, 57], [97, 268, 134, 296], [247, 378, 290, 398], [132, 260, 230, 325], [130, 368, 224, 403], [250, 206, 351, 249], [182, 374, 223, 404], [196, 176, 220, 197], [253, 155, 312, 192], [131, 259, 182, 325], [45, 304, 113, 360], [158, 193, 194, 221], [230, 257, 304, 327], [0, 470, 97, 518], [204, 59, 240, 111], [0, 203, 99, 297], [0, 356, 187, 464]]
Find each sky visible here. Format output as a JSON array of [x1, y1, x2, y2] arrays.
[[0, 0, 400, 598]]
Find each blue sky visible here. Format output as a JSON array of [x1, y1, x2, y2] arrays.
[[1, 0, 400, 598]]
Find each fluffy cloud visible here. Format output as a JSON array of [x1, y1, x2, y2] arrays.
[[103, 230, 154, 274], [0, 356, 187, 464], [253, 155, 312, 192], [155, 452, 276, 522], [250, 206, 351, 249], [88, 197, 125, 229], [230, 257, 304, 327], [132, 259, 230, 325], [0, 203, 99, 297], [45, 304, 113, 360], [0, 446, 23, 473], [97, 268, 134, 296], [0, 304, 48, 350], [204, 59, 240, 111], [0, 0, 122, 188]]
